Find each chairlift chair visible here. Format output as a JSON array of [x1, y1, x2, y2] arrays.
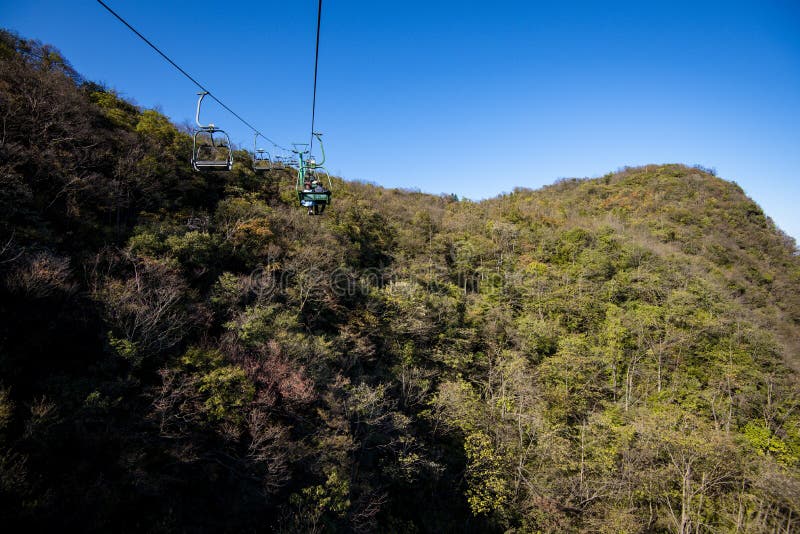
[[252, 133, 273, 172], [191, 92, 233, 172], [278, 156, 291, 167], [295, 132, 332, 213]]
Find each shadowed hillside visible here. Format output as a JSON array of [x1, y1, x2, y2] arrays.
[[2, 30, 799, 533]]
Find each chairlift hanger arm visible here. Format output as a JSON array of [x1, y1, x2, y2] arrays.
[[312, 132, 326, 167], [195, 91, 215, 130], [294, 150, 308, 190]]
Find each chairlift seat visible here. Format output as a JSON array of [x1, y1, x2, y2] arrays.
[[298, 191, 331, 204], [193, 159, 233, 171]]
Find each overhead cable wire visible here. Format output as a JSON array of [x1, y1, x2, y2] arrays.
[[96, 0, 288, 152], [309, 0, 323, 152]]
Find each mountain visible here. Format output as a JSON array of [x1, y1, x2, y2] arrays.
[[1, 29, 799, 533]]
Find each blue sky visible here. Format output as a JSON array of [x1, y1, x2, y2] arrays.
[[4, 0, 800, 241]]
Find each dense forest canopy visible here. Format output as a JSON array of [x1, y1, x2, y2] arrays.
[[1, 30, 799, 532]]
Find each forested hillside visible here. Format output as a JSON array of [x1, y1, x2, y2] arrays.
[[1, 30, 799, 532]]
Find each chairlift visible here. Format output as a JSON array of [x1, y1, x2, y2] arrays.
[[253, 133, 272, 172], [294, 132, 332, 215], [266, 152, 291, 168], [191, 92, 233, 172]]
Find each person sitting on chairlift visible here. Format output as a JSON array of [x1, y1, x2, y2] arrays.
[[311, 180, 327, 215], [301, 180, 314, 215]]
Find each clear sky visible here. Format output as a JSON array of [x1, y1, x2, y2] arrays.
[[4, 0, 800, 241]]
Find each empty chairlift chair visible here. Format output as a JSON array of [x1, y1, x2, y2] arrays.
[[191, 92, 233, 171], [253, 133, 273, 172]]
